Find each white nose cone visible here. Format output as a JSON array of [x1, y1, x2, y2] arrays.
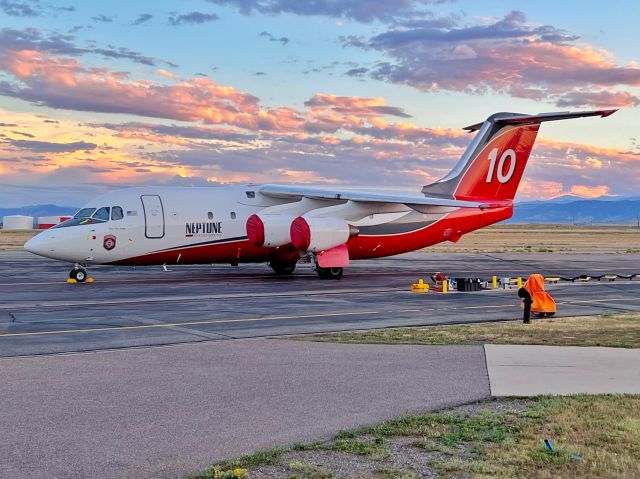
[[24, 234, 47, 256]]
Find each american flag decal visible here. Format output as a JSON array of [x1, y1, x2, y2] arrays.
[[127, 210, 138, 216]]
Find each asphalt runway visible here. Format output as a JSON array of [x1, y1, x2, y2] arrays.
[[2, 251, 640, 357]]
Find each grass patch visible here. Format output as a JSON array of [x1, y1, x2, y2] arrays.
[[349, 410, 518, 449], [328, 437, 389, 459], [433, 457, 503, 475], [410, 438, 444, 452], [374, 468, 416, 479], [301, 313, 640, 348], [288, 461, 334, 479], [187, 449, 285, 478], [189, 396, 640, 479], [484, 395, 640, 479]]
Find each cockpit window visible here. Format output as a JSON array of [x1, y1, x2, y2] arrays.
[[111, 206, 124, 220], [54, 208, 100, 228], [92, 207, 110, 222], [53, 205, 123, 229], [74, 208, 96, 218]]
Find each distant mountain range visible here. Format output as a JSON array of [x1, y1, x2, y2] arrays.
[[2, 197, 640, 225], [511, 195, 640, 224]]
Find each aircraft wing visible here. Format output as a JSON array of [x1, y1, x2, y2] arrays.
[[257, 184, 489, 210]]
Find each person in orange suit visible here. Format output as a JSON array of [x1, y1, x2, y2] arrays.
[[524, 274, 556, 317]]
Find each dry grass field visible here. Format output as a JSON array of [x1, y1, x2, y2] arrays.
[[426, 224, 640, 254], [2, 224, 640, 253], [303, 313, 640, 349], [0, 229, 39, 250]]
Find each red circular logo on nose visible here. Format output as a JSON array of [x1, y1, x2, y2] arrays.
[[103, 235, 116, 251]]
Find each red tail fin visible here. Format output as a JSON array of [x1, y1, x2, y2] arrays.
[[454, 124, 539, 201], [422, 110, 617, 203]]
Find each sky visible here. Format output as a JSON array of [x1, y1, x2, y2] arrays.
[[0, 0, 639, 207]]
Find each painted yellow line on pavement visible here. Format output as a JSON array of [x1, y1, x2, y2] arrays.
[[0, 310, 381, 338], [0, 288, 405, 311], [1, 296, 638, 339], [559, 297, 640, 304], [462, 304, 515, 309]]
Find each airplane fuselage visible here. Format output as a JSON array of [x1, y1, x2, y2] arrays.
[[26, 184, 511, 267]]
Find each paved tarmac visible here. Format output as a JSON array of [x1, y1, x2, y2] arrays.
[[0, 339, 489, 479], [2, 251, 640, 478], [485, 344, 640, 396], [1, 251, 640, 357]]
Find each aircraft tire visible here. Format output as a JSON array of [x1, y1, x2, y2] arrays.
[[316, 266, 343, 280], [71, 268, 87, 282], [270, 261, 296, 275]]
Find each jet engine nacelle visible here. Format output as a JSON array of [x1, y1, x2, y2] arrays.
[[290, 216, 358, 252], [246, 214, 294, 247]]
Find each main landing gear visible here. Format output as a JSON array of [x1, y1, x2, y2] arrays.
[[69, 264, 88, 282], [270, 260, 297, 275], [308, 252, 344, 279], [270, 254, 344, 279], [316, 266, 343, 280]]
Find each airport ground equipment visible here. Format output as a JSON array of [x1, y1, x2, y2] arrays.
[[432, 272, 449, 292], [411, 279, 429, 293], [524, 274, 556, 316], [455, 278, 483, 292]]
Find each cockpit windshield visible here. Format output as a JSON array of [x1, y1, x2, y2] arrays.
[[92, 207, 110, 222], [54, 206, 120, 228], [74, 208, 96, 218]]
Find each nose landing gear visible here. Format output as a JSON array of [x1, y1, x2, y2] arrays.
[[69, 264, 88, 283]]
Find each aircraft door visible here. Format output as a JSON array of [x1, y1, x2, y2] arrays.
[[141, 195, 165, 238]]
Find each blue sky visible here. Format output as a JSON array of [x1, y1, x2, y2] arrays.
[[0, 0, 639, 206]]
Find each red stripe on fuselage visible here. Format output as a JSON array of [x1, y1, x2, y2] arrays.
[[110, 206, 511, 265]]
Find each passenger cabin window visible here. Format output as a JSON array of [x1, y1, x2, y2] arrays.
[[92, 207, 110, 222], [230, 211, 236, 220], [111, 206, 124, 220]]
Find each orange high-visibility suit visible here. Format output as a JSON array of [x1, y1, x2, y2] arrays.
[[524, 274, 556, 314]]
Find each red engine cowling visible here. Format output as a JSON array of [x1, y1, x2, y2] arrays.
[[290, 216, 358, 252], [246, 214, 294, 247]]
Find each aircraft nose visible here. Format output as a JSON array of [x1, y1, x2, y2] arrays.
[[24, 234, 48, 257]]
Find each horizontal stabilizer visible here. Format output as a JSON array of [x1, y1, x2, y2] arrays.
[[463, 109, 618, 132]]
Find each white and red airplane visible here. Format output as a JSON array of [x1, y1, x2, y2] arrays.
[[25, 110, 616, 281]]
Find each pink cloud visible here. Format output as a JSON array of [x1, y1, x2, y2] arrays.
[[352, 11, 640, 108], [1, 38, 637, 203]]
